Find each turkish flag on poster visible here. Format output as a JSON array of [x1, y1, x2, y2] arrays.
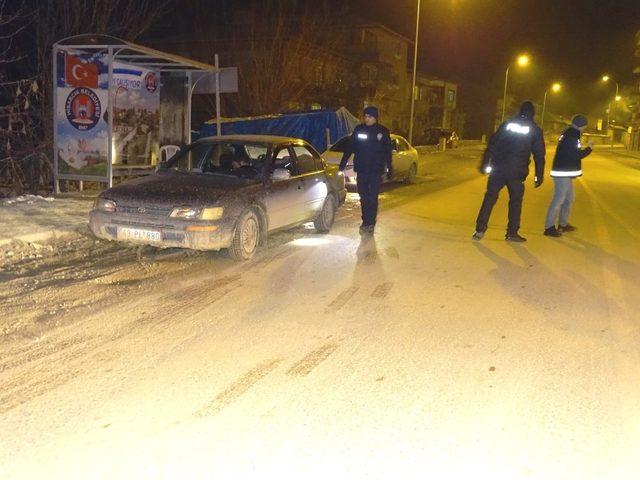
[[65, 54, 99, 88]]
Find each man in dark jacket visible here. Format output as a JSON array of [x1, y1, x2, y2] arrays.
[[473, 101, 546, 242], [339, 106, 393, 234], [543, 115, 593, 237]]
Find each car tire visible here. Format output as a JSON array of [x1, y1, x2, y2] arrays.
[[404, 163, 417, 184], [228, 209, 261, 261], [314, 194, 336, 233]]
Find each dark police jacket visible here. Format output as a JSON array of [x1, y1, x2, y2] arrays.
[[550, 126, 592, 178], [339, 123, 393, 175], [480, 115, 546, 181]]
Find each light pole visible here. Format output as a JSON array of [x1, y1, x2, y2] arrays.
[[540, 82, 561, 131], [602, 75, 620, 147], [408, 0, 421, 145], [501, 54, 530, 123]]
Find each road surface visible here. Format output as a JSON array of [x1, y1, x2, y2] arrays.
[[1, 146, 640, 479]]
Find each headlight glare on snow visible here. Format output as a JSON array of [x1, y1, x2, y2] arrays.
[[95, 198, 116, 212]]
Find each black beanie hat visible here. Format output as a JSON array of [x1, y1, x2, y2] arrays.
[[572, 114, 588, 128], [519, 101, 535, 119], [363, 106, 379, 120]]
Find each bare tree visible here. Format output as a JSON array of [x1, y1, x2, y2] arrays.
[[186, 0, 353, 118], [0, 0, 43, 194]]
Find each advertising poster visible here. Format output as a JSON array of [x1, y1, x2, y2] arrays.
[[112, 62, 160, 166], [55, 49, 109, 177]]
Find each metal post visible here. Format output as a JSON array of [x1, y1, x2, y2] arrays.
[[408, 0, 421, 145], [541, 89, 549, 131], [501, 65, 510, 123], [107, 47, 114, 188], [215, 54, 222, 137], [186, 71, 192, 143], [611, 82, 619, 149], [53, 45, 60, 194]]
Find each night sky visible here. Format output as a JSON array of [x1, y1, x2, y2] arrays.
[[351, 0, 640, 134], [154, 0, 639, 136]]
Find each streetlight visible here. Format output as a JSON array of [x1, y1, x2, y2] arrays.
[[541, 82, 561, 131], [501, 54, 531, 123], [408, 0, 422, 145]]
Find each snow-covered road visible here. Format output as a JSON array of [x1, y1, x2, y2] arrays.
[[2, 146, 640, 479]]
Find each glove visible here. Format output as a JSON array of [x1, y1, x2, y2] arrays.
[[386, 168, 393, 180], [534, 177, 543, 188]]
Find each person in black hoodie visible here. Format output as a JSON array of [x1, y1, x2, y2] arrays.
[[339, 106, 393, 234], [543, 115, 593, 237], [473, 101, 546, 242]]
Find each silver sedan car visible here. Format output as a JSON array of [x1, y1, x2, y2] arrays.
[[89, 135, 347, 260]]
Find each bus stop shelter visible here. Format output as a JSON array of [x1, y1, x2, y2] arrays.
[[53, 34, 224, 192]]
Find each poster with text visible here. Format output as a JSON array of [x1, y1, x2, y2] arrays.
[[112, 62, 160, 166], [55, 49, 109, 177]]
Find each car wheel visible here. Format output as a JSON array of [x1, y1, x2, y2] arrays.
[[228, 209, 260, 261], [314, 194, 336, 233], [404, 163, 417, 184]]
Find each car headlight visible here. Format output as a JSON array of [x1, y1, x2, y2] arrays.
[[170, 207, 200, 219], [170, 206, 224, 220], [95, 198, 116, 212], [200, 207, 224, 220]]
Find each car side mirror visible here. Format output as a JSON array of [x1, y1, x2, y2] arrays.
[[271, 168, 291, 182]]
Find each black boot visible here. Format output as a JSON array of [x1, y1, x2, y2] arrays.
[[505, 233, 527, 242], [544, 226, 562, 237], [558, 224, 576, 233]]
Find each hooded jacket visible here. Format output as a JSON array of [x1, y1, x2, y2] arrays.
[[550, 126, 592, 178], [480, 114, 546, 181]]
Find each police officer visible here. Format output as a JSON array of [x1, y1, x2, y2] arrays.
[[473, 101, 546, 242], [339, 106, 393, 234], [543, 114, 593, 237]]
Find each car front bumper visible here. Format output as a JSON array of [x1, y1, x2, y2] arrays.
[[89, 210, 236, 251]]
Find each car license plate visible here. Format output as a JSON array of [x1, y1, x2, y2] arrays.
[[117, 227, 161, 243]]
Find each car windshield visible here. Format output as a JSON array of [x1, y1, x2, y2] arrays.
[[329, 136, 350, 152], [162, 141, 269, 180]]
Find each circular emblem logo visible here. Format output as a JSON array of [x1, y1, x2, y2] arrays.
[[144, 72, 158, 93], [65, 88, 101, 131]]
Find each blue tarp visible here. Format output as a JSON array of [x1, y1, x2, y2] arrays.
[[198, 107, 359, 153]]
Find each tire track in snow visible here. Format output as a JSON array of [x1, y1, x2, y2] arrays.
[[287, 342, 340, 376], [0, 273, 244, 415], [194, 359, 282, 417], [326, 286, 359, 311], [371, 282, 394, 298]]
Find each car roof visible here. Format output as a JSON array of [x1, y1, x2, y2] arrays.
[[197, 134, 308, 146]]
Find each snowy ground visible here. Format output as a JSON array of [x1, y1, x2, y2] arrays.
[[1, 146, 640, 479], [0, 194, 93, 247]]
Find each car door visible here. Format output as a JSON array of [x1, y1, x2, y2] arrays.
[[392, 136, 411, 177], [292, 144, 328, 219], [264, 145, 307, 230]]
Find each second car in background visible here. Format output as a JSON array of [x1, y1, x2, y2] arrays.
[[321, 134, 419, 186]]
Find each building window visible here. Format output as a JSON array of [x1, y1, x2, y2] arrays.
[[447, 89, 455, 106]]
